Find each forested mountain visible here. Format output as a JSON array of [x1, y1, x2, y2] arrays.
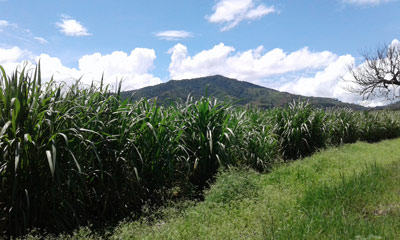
[[122, 75, 366, 109]]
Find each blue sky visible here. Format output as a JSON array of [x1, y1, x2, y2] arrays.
[[0, 0, 399, 105]]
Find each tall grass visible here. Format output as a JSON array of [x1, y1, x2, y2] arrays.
[[357, 111, 400, 142], [324, 108, 357, 145], [1, 64, 400, 237], [227, 108, 278, 171], [273, 101, 326, 160], [177, 97, 233, 187]]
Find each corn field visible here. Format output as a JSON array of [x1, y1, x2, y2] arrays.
[[1, 65, 400, 237]]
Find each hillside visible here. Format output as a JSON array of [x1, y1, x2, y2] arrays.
[[375, 101, 400, 110], [122, 75, 366, 109]]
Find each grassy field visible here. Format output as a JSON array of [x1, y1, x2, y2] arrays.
[[108, 138, 400, 240]]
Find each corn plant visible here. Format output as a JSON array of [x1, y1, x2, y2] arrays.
[[357, 111, 400, 142], [0, 65, 86, 235], [227, 108, 278, 171], [2, 63, 400, 238], [178, 97, 233, 187], [324, 108, 358, 146], [273, 101, 326, 160]]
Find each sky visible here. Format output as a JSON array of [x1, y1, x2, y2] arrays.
[[0, 0, 399, 106]]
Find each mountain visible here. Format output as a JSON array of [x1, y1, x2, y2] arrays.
[[375, 101, 400, 110], [121, 75, 367, 110]]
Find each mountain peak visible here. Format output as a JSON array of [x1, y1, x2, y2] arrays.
[[122, 75, 366, 110]]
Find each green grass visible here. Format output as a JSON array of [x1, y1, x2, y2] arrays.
[[106, 138, 400, 240]]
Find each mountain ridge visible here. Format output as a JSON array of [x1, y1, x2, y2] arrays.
[[121, 75, 367, 110]]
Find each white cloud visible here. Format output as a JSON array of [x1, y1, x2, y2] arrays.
[[0, 47, 161, 90], [34, 37, 48, 44], [0, 20, 9, 32], [342, 0, 393, 5], [168, 43, 337, 82], [0, 20, 19, 29], [155, 30, 193, 41], [391, 38, 400, 48], [0, 20, 8, 27], [0, 46, 32, 65], [56, 17, 91, 37], [207, 0, 276, 31], [0, 19, 39, 42], [167, 43, 389, 105], [0, 47, 35, 78], [78, 49, 161, 90], [279, 55, 364, 103], [35, 54, 82, 86]]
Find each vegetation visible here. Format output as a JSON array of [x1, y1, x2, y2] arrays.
[[122, 75, 367, 109], [112, 139, 400, 239], [1, 65, 400, 238], [106, 138, 400, 240], [22, 138, 400, 239]]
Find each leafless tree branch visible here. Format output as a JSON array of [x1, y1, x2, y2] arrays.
[[344, 42, 400, 100]]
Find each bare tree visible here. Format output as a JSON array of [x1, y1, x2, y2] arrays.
[[347, 42, 400, 100]]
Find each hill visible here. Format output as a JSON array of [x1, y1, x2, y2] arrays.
[[122, 75, 366, 109], [375, 101, 400, 110]]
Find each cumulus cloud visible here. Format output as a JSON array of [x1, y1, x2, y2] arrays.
[[34, 54, 82, 86], [0, 47, 161, 90], [56, 17, 91, 37], [167, 43, 388, 105], [0, 46, 80, 83], [342, 0, 393, 5], [155, 30, 194, 41], [78, 49, 162, 90], [207, 0, 276, 31], [168, 43, 337, 82], [0, 47, 34, 73], [279, 55, 364, 103], [0, 47, 27, 64]]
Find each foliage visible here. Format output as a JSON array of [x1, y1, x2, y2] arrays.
[[273, 101, 326, 160], [324, 108, 359, 145], [1, 65, 400, 237], [357, 111, 400, 142], [226, 108, 278, 171], [110, 139, 400, 240]]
